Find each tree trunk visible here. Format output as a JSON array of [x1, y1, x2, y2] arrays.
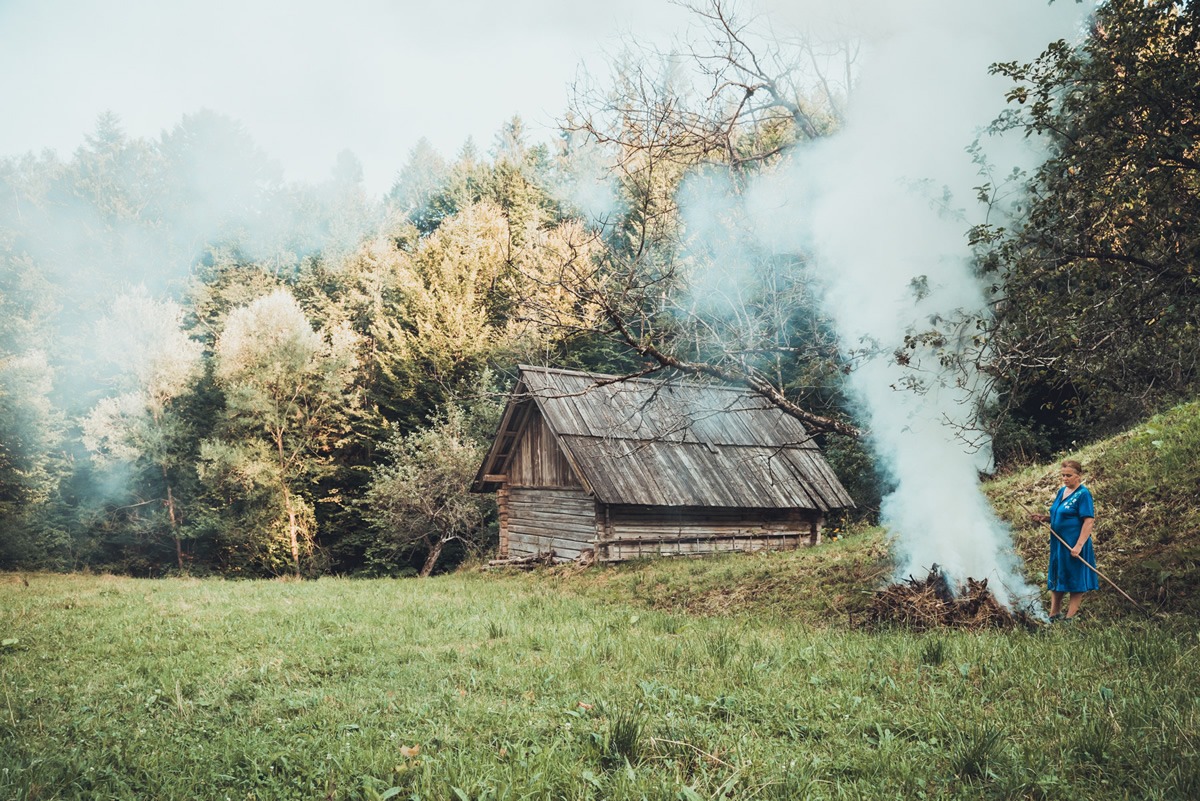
[[288, 508, 301, 578], [161, 469, 184, 573], [276, 430, 302, 579], [420, 538, 446, 578], [283, 489, 302, 579]]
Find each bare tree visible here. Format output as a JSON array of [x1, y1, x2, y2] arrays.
[[543, 0, 861, 437]]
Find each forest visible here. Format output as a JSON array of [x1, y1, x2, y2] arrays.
[[0, 0, 1196, 579]]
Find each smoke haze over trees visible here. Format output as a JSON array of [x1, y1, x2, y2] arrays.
[[1, 0, 1197, 578]]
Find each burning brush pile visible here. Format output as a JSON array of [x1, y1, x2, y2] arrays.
[[861, 565, 1039, 631]]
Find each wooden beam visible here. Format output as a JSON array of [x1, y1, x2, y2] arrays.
[[482, 474, 507, 484]]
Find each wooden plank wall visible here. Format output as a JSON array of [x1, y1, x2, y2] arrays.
[[598, 506, 822, 561], [508, 412, 582, 489], [505, 487, 598, 561]]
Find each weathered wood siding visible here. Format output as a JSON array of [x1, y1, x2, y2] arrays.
[[497, 484, 510, 557], [597, 506, 821, 562], [505, 487, 598, 561], [508, 411, 582, 489]]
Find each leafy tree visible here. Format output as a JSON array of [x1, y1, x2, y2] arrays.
[[0, 173, 67, 567], [368, 198, 599, 429], [983, 0, 1200, 452], [549, 0, 861, 437], [203, 288, 361, 576], [364, 404, 497, 577], [0, 350, 62, 567]]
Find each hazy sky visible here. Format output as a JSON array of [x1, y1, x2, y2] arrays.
[[0, 0, 683, 195]]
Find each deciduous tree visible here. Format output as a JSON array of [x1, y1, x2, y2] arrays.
[[983, 0, 1200, 450], [80, 290, 204, 571], [364, 404, 496, 577], [552, 0, 861, 437], [204, 288, 360, 577]]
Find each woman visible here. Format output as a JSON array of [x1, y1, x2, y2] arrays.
[[1030, 460, 1097, 621]]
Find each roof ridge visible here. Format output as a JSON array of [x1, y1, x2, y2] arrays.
[[516, 364, 761, 395]]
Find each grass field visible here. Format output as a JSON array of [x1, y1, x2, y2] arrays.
[[3, 567, 1198, 801]]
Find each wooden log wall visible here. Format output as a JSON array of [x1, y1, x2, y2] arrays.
[[497, 484, 510, 558], [505, 487, 598, 562], [598, 506, 822, 562]]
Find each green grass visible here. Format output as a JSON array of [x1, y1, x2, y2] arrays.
[[508, 531, 892, 625], [3, 572, 1199, 800]]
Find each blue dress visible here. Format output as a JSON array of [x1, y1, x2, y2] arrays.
[[1047, 485, 1098, 593]]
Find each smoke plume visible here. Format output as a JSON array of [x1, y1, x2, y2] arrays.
[[742, 0, 1089, 607]]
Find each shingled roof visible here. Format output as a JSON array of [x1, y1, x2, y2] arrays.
[[473, 365, 854, 511]]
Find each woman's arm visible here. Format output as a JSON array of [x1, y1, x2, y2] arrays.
[[1071, 517, 1094, 557]]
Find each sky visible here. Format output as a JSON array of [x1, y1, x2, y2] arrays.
[[0, 0, 683, 196]]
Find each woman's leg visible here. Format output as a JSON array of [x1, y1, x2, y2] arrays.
[[1065, 592, 1084, 618], [1049, 590, 1065, 617]]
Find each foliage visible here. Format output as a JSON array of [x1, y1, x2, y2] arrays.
[[364, 403, 498, 577], [79, 290, 205, 572], [984, 0, 1200, 449], [4, 0, 1200, 575], [203, 288, 361, 577], [553, 0, 862, 441], [0, 107, 610, 575], [0, 351, 61, 567]]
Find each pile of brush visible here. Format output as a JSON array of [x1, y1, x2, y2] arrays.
[[861, 566, 1038, 631]]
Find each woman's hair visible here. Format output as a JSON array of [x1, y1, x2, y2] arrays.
[[1061, 459, 1084, 475]]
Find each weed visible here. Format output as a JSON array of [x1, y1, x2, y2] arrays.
[[919, 638, 948, 666], [602, 707, 646, 768], [1123, 631, 1176, 667], [950, 724, 1005, 781], [1072, 714, 1117, 765], [704, 630, 739, 668], [1169, 756, 1200, 800], [650, 613, 686, 635]]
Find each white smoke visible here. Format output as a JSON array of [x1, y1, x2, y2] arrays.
[[740, 0, 1089, 607]]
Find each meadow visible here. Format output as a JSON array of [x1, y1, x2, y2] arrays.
[[2, 561, 1198, 801]]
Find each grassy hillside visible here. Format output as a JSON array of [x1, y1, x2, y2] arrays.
[[512, 530, 893, 626], [987, 399, 1200, 619]]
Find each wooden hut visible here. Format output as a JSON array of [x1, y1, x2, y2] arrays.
[[472, 365, 855, 563]]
